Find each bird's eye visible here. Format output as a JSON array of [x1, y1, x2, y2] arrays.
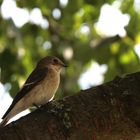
[[53, 58, 58, 64]]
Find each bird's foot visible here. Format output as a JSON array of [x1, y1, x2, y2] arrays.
[[33, 103, 40, 109]]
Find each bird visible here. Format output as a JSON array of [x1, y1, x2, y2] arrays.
[[0, 56, 67, 128]]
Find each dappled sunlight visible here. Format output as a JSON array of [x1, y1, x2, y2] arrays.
[[52, 8, 61, 20], [1, 0, 48, 28], [0, 82, 30, 123], [30, 8, 49, 28], [59, 0, 68, 7], [63, 47, 73, 60], [134, 0, 140, 12], [95, 4, 130, 37], [78, 62, 108, 89], [134, 44, 140, 59], [1, 0, 29, 27]]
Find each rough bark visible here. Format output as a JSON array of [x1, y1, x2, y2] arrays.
[[0, 71, 140, 140]]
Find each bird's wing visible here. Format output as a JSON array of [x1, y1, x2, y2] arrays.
[[2, 67, 48, 119]]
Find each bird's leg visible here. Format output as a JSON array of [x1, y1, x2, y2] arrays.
[[33, 103, 40, 109]]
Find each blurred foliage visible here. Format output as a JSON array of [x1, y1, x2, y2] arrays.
[[0, 0, 140, 99]]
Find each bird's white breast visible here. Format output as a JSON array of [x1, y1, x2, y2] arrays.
[[24, 68, 60, 106]]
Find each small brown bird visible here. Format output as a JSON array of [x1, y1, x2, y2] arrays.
[[0, 56, 67, 128]]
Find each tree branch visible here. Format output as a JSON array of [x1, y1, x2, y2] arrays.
[[0, 72, 140, 140]]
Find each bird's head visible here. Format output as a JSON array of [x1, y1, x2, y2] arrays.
[[37, 56, 67, 72]]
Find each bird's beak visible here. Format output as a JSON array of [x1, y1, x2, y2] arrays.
[[61, 62, 68, 67], [62, 63, 68, 67]]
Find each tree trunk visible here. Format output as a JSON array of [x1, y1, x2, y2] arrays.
[[0, 72, 140, 140]]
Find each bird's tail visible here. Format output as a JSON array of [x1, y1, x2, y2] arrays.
[[0, 117, 9, 128]]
